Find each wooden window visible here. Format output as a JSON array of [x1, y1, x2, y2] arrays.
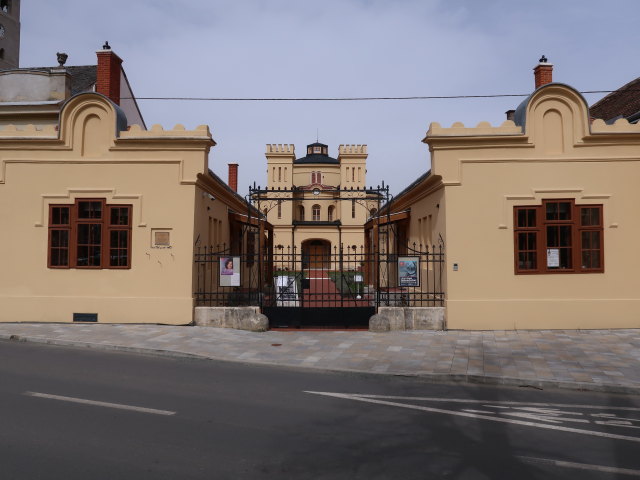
[[277, 200, 282, 219], [108, 206, 132, 267], [312, 204, 321, 221], [514, 199, 603, 274], [328, 205, 334, 222], [352, 199, 356, 218], [48, 199, 132, 269], [48, 205, 71, 268], [298, 205, 305, 221]]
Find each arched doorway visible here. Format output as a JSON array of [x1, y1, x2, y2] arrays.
[[302, 239, 331, 268]]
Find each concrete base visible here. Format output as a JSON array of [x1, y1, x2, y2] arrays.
[[369, 307, 445, 332], [194, 307, 268, 332]]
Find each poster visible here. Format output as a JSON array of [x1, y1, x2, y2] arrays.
[[275, 275, 299, 306], [398, 256, 420, 287], [219, 256, 241, 286], [546, 248, 559, 268]]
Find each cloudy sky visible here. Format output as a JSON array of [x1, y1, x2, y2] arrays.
[[19, 0, 640, 195]]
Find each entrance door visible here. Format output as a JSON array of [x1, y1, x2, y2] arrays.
[[302, 239, 330, 268]]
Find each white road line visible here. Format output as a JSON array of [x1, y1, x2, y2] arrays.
[[24, 392, 176, 416], [517, 456, 640, 477], [350, 394, 640, 412], [305, 391, 640, 443]]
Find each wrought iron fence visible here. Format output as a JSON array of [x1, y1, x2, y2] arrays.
[[194, 242, 445, 309]]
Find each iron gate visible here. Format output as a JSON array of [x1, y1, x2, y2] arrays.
[[194, 240, 444, 329]]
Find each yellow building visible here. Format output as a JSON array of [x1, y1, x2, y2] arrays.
[[381, 59, 640, 330], [260, 142, 380, 266], [0, 48, 254, 324]]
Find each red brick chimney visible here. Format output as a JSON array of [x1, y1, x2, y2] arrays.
[[228, 163, 238, 192], [533, 55, 553, 89], [96, 41, 122, 105]]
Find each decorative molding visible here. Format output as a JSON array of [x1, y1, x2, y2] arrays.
[[0, 158, 188, 185], [35, 188, 145, 227], [499, 188, 613, 229]]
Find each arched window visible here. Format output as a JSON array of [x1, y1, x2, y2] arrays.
[[298, 205, 305, 221], [370, 208, 377, 217], [312, 204, 321, 221], [328, 205, 335, 222]]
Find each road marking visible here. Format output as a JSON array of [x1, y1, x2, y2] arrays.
[[305, 391, 640, 443], [517, 456, 640, 477], [348, 394, 640, 412], [24, 392, 176, 416]]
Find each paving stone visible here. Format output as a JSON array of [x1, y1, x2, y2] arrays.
[[1, 324, 640, 393]]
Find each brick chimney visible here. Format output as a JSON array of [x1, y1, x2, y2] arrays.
[[96, 41, 122, 105], [533, 55, 553, 89], [228, 163, 238, 192]]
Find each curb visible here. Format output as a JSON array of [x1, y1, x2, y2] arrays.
[[3, 334, 640, 396]]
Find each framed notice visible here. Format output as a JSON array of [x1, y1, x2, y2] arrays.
[[546, 248, 560, 268], [398, 256, 420, 287], [219, 256, 241, 287]]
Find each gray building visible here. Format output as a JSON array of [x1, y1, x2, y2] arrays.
[[0, 0, 20, 69]]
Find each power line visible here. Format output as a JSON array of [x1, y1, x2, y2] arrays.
[[121, 90, 619, 102]]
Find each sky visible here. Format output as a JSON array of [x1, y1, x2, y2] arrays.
[[18, 0, 640, 196]]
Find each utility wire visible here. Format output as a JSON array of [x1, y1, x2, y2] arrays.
[[121, 90, 620, 102]]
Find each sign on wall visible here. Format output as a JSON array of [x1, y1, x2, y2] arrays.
[[219, 256, 241, 287], [398, 256, 420, 287], [546, 248, 560, 268]]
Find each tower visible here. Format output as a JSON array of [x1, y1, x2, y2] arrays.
[[0, 0, 20, 69]]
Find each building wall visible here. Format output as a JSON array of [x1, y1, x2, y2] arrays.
[[263, 143, 371, 254], [0, 0, 20, 69], [425, 83, 640, 329], [0, 93, 216, 324]]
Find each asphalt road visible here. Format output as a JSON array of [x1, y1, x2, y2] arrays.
[[1, 340, 639, 480]]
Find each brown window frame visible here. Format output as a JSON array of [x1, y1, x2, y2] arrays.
[[48, 198, 132, 270], [514, 199, 603, 275]]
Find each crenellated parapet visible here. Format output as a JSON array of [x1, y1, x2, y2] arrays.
[[266, 144, 295, 154], [119, 123, 212, 139], [591, 118, 640, 134], [338, 144, 367, 155], [426, 120, 523, 137]]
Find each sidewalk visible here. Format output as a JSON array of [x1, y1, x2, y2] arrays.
[[1, 323, 639, 395]]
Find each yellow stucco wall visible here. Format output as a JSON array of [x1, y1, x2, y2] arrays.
[[417, 84, 640, 329], [0, 93, 220, 324]]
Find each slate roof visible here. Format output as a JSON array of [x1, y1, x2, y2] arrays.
[[589, 76, 640, 123], [294, 142, 340, 164], [294, 153, 339, 164]]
